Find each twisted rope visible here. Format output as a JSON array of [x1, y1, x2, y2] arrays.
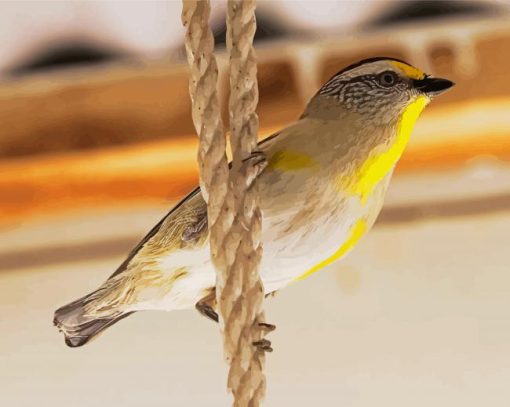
[[182, 1, 268, 405], [181, 0, 229, 224], [223, 0, 267, 405]]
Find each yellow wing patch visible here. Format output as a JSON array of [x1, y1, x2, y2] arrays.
[[267, 150, 316, 171], [296, 219, 367, 281], [347, 95, 429, 204], [390, 61, 426, 80]]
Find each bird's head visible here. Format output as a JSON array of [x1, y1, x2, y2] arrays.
[[305, 57, 454, 123]]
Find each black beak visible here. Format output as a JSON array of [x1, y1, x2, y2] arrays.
[[413, 76, 455, 95]]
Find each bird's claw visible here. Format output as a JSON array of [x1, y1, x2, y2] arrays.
[[196, 290, 276, 352], [258, 322, 276, 333], [253, 338, 273, 352], [241, 150, 267, 187], [195, 297, 218, 322], [253, 321, 275, 352]]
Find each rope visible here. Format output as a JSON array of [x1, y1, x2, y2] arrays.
[[181, 0, 229, 223], [224, 0, 267, 405], [182, 1, 268, 406]]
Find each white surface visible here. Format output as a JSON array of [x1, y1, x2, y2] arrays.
[[0, 0, 384, 72], [1, 211, 510, 406]]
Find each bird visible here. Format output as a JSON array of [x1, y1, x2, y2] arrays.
[[54, 57, 454, 347]]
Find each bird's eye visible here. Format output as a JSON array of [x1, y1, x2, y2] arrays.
[[378, 71, 398, 87]]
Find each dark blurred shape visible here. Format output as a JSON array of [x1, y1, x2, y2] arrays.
[[368, 0, 499, 28], [0, 65, 195, 158], [9, 41, 122, 76], [172, 11, 290, 62], [213, 11, 289, 48]]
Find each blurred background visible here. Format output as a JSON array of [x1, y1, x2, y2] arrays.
[[2, 0, 510, 406]]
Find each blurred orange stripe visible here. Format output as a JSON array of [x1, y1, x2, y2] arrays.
[[0, 137, 199, 224], [400, 134, 510, 171], [1, 111, 510, 225]]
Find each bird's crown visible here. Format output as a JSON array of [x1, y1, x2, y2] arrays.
[[319, 57, 426, 97]]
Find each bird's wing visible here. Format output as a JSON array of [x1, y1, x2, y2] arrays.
[[108, 132, 281, 279], [109, 187, 203, 279]]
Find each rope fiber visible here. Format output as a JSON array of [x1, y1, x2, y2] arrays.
[[182, 1, 269, 405]]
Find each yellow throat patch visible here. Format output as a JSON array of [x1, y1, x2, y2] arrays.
[[296, 95, 429, 282], [347, 95, 429, 204], [297, 96, 428, 282]]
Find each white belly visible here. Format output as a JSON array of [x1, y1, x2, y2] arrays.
[[146, 172, 391, 312], [150, 196, 366, 311]]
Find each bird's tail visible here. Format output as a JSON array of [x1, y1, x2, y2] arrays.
[[53, 293, 133, 348]]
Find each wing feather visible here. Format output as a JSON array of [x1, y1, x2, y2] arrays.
[[108, 131, 280, 279]]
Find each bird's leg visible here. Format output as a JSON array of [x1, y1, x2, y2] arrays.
[[253, 317, 276, 352], [240, 150, 268, 188], [197, 289, 276, 353], [258, 291, 277, 332], [253, 338, 273, 352], [258, 322, 276, 332], [197, 298, 275, 354], [265, 290, 277, 299], [195, 289, 218, 322]]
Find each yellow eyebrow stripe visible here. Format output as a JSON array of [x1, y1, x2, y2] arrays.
[[390, 61, 425, 80]]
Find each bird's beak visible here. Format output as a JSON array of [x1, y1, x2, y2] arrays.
[[413, 76, 455, 96]]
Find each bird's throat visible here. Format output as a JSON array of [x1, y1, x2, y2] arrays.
[[349, 95, 429, 204]]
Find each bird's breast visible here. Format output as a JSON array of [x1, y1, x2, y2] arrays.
[[337, 96, 429, 204]]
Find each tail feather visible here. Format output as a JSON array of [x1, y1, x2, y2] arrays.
[[53, 294, 133, 347]]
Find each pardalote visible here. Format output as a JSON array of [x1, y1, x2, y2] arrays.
[[54, 57, 454, 347]]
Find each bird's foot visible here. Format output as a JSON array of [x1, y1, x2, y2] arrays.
[[258, 322, 276, 333], [196, 289, 276, 352], [253, 320, 276, 352], [195, 290, 218, 322], [253, 338, 273, 353], [265, 290, 278, 299], [240, 150, 268, 188]]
